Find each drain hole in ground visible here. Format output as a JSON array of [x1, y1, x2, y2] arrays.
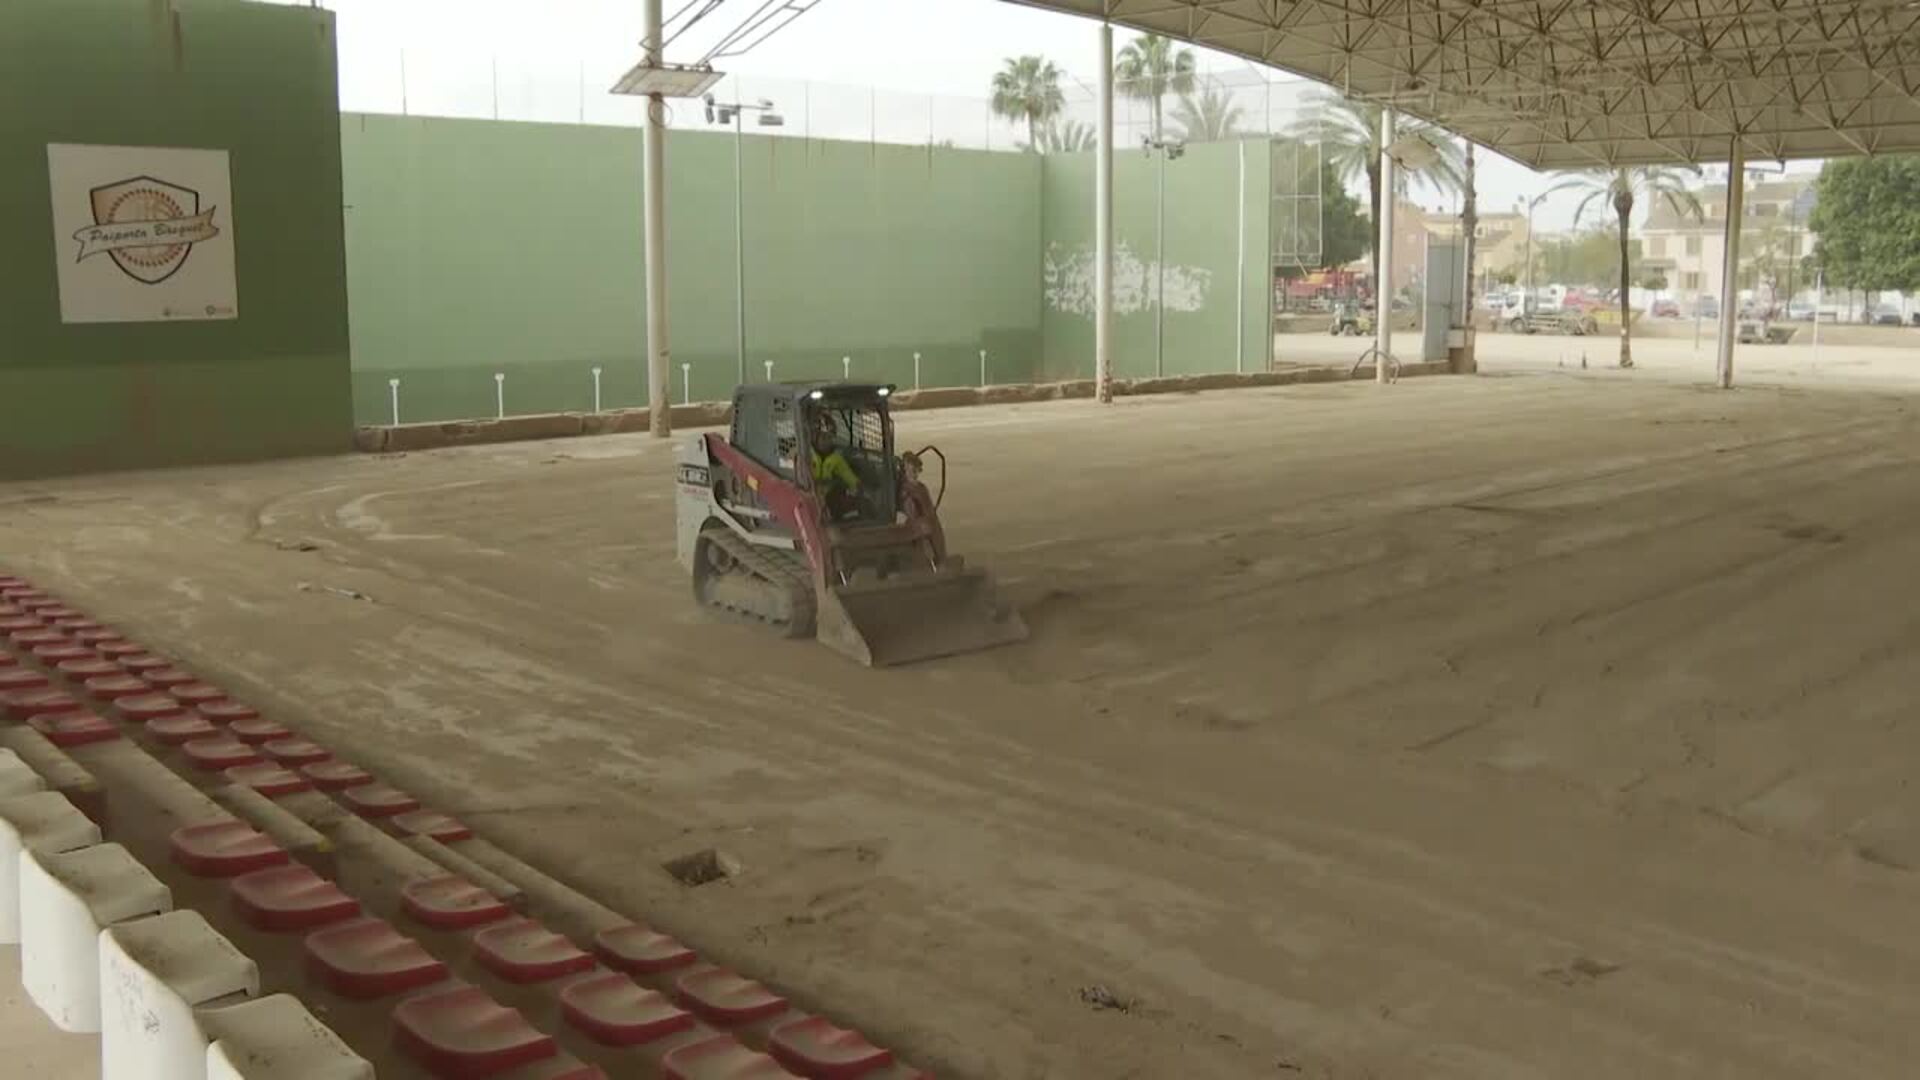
[[663, 847, 739, 887]]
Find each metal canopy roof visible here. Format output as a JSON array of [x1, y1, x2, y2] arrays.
[[1009, 0, 1920, 168]]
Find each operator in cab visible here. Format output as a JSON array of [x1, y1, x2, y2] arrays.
[[810, 414, 861, 520]]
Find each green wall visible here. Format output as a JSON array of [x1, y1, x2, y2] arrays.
[[342, 116, 1045, 424], [1038, 139, 1271, 381], [0, 0, 352, 479]]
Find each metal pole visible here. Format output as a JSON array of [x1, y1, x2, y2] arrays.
[[733, 109, 747, 386], [1716, 139, 1745, 390], [1095, 21, 1114, 403], [1375, 108, 1396, 384], [642, 0, 671, 436], [1155, 147, 1166, 378], [1524, 199, 1535, 310], [1812, 267, 1827, 363], [1236, 139, 1247, 374]]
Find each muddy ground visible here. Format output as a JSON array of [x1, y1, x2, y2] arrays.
[[6, 339, 1920, 1078]]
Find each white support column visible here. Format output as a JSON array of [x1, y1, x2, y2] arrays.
[[1375, 108, 1396, 384], [1235, 139, 1247, 374], [1095, 21, 1115, 404], [642, 0, 671, 435], [1717, 139, 1745, 389]]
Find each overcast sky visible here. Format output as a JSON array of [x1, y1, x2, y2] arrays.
[[293, 0, 1819, 231]]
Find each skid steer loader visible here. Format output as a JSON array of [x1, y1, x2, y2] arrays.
[[674, 382, 1028, 666]]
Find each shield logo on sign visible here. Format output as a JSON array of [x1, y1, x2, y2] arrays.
[[87, 176, 202, 285]]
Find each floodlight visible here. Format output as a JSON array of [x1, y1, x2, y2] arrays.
[[610, 61, 724, 99], [1386, 134, 1439, 171]]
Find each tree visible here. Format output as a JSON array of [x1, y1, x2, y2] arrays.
[[989, 55, 1065, 150], [1113, 34, 1195, 142], [1028, 118, 1097, 153], [1546, 166, 1701, 368], [1808, 156, 1920, 294], [1290, 92, 1465, 290], [1316, 161, 1370, 270], [1169, 81, 1244, 143]]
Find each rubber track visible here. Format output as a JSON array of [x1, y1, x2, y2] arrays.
[[698, 528, 817, 639]]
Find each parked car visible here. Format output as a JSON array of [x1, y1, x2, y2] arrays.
[[1694, 299, 1720, 319], [1786, 301, 1814, 321], [1650, 299, 1681, 318], [1872, 308, 1904, 326]]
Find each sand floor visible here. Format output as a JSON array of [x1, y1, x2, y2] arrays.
[[5, 337, 1920, 1077]]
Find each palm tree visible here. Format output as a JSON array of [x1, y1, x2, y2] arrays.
[[1114, 34, 1196, 141], [989, 55, 1066, 150], [1170, 81, 1244, 143], [1291, 92, 1465, 292], [1545, 166, 1702, 368], [1030, 118, 1097, 153]]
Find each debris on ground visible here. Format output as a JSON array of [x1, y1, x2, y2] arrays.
[[273, 539, 322, 552], [662, 847, 742, 887], [296, 582, 371, 602], [1077, 984, 1138, 1013]]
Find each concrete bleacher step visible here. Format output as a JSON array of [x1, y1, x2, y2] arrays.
[[0, 746, 49, 798], [0, 727, 106, 825], [99, 908, 260, 1080], [0, 789, 104, 943], [201, 993, 375, 1080], [404, 835, 527, 912], [211, 784, 331, 870], [19, 841, 172, 1032]]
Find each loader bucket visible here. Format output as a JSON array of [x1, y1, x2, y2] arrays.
[[815, 564, 1028, 667]]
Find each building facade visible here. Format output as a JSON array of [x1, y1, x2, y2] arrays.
[[1639, 176, 1817, 305]]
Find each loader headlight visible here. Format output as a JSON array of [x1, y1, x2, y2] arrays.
[[809, 389, 824, 400], [877, 387, 890, 397]]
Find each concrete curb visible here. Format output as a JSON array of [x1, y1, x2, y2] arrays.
[[352, 362, 1458, 454]]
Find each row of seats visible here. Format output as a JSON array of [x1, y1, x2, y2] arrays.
[[5, 571, 374, 1079], [5, 570, 923, 1078]]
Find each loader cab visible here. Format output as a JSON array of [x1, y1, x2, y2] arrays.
[[730, 383, 898, 524]]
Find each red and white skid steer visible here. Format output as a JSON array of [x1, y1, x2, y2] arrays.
[[674, 381, 1028, 666]]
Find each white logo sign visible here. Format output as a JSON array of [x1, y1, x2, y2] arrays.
[[47, 144, 238, 324]]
